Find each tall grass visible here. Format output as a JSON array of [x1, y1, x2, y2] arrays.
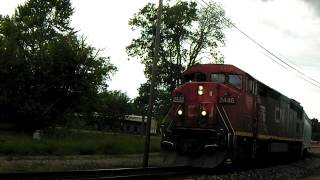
[[0, 130, 161, 156]]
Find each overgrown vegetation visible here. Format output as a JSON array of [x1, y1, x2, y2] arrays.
[[0, 130, 160, 156]]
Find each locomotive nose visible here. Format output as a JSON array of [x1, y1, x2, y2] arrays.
[[172, 82, 218, 128], [173, 83, 215, 101]]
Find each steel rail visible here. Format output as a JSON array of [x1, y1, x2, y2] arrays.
[[0, 166, 192, 180], [0, 157, 311, 180]]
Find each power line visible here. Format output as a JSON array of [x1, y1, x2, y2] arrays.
[[228, 21, 320, 87], [260, 49, 320, 89], [197, 0, 320, 89], [276, 52, 320, 87], [195, 0, 206, 7]]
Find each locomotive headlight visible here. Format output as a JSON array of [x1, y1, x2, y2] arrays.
[[177, 109, 183, 116], [198, 85, 204, 95], [201, 110, 207, 116], [198, 90, 204, 95]]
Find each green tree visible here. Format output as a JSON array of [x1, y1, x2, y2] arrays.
[[133, 82, 170, 119], [133, 84, 149, 117], [0, 0, 116, 130], [97, 90, 132, 130], [127, 0, 230, 117], [74, 90, 132, 131]]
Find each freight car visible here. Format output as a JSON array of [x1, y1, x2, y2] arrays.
[[161, 64, 311, 167]]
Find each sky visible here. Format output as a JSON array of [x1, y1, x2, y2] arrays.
[[0, 0, 320, 119]]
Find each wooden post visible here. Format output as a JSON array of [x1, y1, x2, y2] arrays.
[[143, 0, 163, 168]]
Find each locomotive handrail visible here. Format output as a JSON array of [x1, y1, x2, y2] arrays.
[[216, 105, 235, 146], [221, 106, 235, 134], [216, 106, 230, 132], [163, 106, 175, 132]]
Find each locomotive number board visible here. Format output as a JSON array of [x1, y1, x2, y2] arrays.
[[219, 96, 236, 104], [173, 96, 184, 103]]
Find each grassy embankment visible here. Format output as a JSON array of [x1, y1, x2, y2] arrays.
[[0, 130, 162, 172], [0, 130, 161, 156]]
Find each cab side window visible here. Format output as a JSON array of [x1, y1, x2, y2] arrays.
[[247, 78, 257, 95], [229, 74, 242, 89], [247, 78, 253, 93]]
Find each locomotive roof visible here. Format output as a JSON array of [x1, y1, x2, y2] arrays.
[[183, 64, 246, 76]]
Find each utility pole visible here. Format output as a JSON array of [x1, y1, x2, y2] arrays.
[[143, 0, 163, 168]]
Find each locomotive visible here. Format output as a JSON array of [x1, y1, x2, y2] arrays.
[[161, 64, 311, 167]]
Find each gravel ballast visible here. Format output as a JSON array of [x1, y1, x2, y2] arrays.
[[182, 158, 320, 180]]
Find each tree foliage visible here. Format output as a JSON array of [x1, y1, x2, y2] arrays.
[[128, 0, 230, 118], [71, 90, 133, 131], [0, 0, 116, 130], [133, 83, 170, 120], [97, 90, 133, 123]]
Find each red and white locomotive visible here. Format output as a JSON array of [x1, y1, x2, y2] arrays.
[[161, 64, 311, 167]]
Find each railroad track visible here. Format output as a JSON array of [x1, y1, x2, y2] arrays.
[[0, 153, 310, 180], [0, 166, 193, 180]]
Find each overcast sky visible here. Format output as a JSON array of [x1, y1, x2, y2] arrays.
[[1, 0, 320, 119]]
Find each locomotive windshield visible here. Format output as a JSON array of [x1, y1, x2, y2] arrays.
[[183, 73, 206, 82], [211, 74, 225, 83], [210, 73, 242, 89]]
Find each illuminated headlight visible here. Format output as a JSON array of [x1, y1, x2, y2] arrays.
[[177, 109, 183, 116], [201, 110, 207, 116], [198, 85, 204, 95]]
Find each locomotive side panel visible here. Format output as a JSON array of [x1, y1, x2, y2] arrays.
[[256, 81, 304, 141], [236, 94, 252, 132], [280, 98, 290, 137], [265, 91, 280, 137]]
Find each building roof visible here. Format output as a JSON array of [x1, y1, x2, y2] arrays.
[[124, 115, 157, 128]]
